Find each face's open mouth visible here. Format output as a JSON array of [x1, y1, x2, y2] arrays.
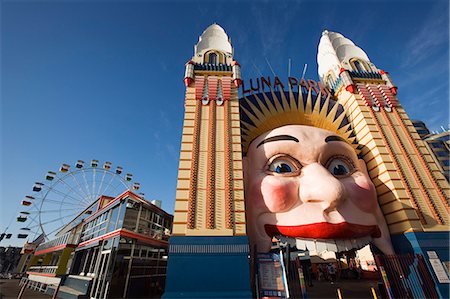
[[264, 222, 381, 240]]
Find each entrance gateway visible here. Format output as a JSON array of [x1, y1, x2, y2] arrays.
[[163, 24, 450, 298]]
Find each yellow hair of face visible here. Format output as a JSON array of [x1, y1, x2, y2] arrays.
[[240, 88, 357, 155]]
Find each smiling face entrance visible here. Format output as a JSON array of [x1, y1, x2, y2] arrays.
[[243, 124, 394, 255]]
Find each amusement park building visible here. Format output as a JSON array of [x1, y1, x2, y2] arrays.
[[164, 24, 450, 299], [23, 190, 173, 298]]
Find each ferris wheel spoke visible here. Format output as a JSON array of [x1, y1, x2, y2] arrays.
[[90, 168, 95, 200], [53, 177, 90, 205], [44, 212, 80, 237], [42, 198, 86, 207], [69, 172, 92, 203], [108, 177, 128, 197], [25, 213, 40, 227], [48, 187, 85, 204], [81, 168, 93, 201], [38, 207, 81, 214], [95, 169, 108, 199], [99, 173, 117, 197], [30, 215, 70, 229]]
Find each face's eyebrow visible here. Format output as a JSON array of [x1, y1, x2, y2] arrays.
[[257, 135, 299, 148], [325, 135, 348, 143]]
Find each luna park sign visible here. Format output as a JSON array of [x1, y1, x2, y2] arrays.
[[241, 76, 331, 97]]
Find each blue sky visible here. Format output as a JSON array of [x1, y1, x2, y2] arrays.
[[1, 0, 448, 246]]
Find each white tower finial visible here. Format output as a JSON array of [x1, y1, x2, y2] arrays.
[[317, 30, 371, 81], [194, 24, 233, 56]]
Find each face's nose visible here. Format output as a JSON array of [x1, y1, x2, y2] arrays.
[[299, 163, 346, 213]]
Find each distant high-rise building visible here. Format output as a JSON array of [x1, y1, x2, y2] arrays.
[[412, 120, 449, 181]]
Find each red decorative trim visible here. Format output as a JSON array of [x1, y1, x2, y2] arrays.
[[186, 60, 194, 65], [224, 101, 234, 229], [233, 61, 240, 66], [184, 77, 193, 87], [379, 70, 387, 75], [390, 86, 398, 95], [233, 78, 242, 88], [84, 190, 169, 223], [345, 84, 356, 93], [34, 244, 77, 256], [206, 103, 216, 229], [26, 272, 56, 277], [391, 109, 449, 220], [120, 229, 168, 247], [207, 76, 218, 101], [221, 77, 232, 100], [78, 229, 121, 248], [187, 100, 201, 229], [369, 109, 426, 224], [195, 76, 205, 101], [381, 108, 441, 223], [339, 67, 346, 75]]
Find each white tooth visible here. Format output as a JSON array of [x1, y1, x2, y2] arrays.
[[335, 239, 346, 252], [296, 239, 306, 250], [326, 240, 338, 252], [316, 240, 327, 253], [305, 240, 316, 252]]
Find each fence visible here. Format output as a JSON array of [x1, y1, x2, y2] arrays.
[[375, 254, 439, 299]]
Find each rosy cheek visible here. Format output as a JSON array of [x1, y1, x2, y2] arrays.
[[260, 177, 299, 212], [346, 174, 377, 212]]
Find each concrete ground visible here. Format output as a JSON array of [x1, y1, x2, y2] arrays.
[[0, 279, 51, 299], [305, 279, 383, 299]]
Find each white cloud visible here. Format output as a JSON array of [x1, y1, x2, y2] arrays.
[[401, 3, 448, 68]]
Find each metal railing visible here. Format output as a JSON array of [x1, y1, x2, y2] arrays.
[[36, 232, 79, 253], [28, 265, 58, 274]]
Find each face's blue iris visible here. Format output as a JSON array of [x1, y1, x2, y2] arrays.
[[332, 164, 349, 176], [269, 158, 298, 174], [275, 163, 292, 173], [326, 158, 353, 177]]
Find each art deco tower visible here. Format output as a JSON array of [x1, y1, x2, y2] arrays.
[[164, 24, 251, 298], [317, 30, 449, 294], [172, 24, 246, 236]]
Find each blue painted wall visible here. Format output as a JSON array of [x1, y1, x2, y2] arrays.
[[163, 236, 252, 299]]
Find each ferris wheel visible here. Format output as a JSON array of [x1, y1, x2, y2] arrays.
[[8, 159, 141, 243]]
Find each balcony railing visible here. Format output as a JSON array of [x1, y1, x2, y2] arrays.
[[35, 232, 79, 253], [28, 265, 58, 274]]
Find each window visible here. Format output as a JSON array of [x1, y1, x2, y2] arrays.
[[327, 74, 334, 85], [209, 53, 217, 64], [436, 151, 448, 157], [354, 60, 365, 72]]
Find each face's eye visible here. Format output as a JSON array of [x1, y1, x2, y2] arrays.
[[326, 157, 355, 177], [267, 156, 300, 175]]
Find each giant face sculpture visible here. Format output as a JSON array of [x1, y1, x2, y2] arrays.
[[240, 91, 394, 255]]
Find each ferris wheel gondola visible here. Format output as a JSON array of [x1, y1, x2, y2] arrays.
[[9, 159, 140, 242]]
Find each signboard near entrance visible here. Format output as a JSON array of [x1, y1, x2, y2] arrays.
[[257, 253, 288, 298]]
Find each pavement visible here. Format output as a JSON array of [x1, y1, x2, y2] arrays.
[[305, 279, 383, 299], [1, 278, 383, 299], [0, 279, 51, 299]]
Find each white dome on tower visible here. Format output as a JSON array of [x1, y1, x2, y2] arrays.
[[194, 23, 233, 56], [317, 30, 370, 79]]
